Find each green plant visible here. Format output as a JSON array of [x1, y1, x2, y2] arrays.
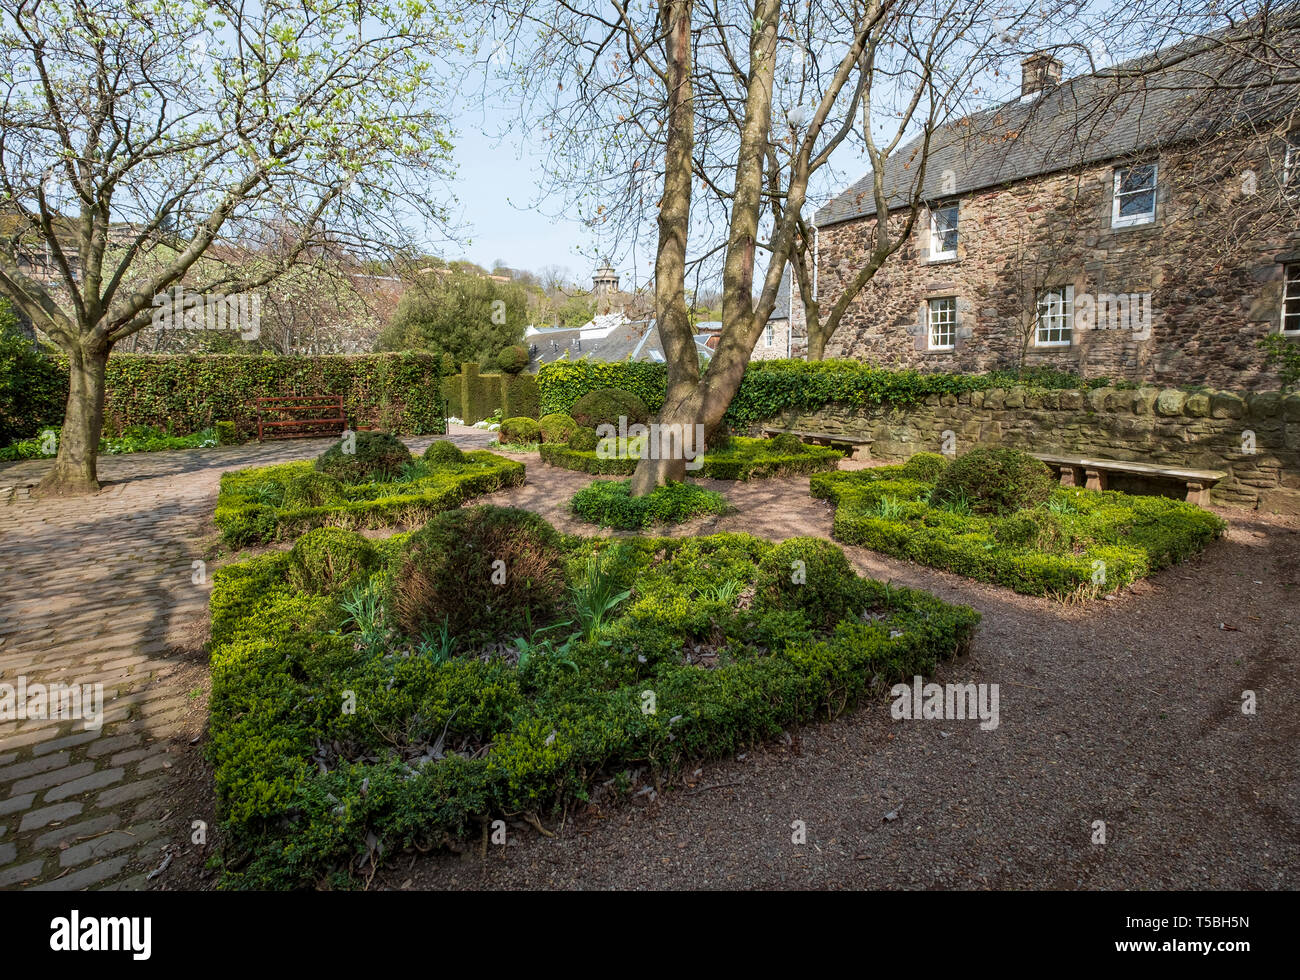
[[871, 495, 908, 519], [496, 345, 531, 375], [900, 452, 949, 482], [1258, 334, 1300, 389], [765, 432, 806, 454], [282, 471, 346, 510], [337, 578, 392, 656], [315, 431, 413, 484], [569, 479, 729, 529], [287, 527, 378, 595], [414, 618, 457, 665], [932, 447, 1056, 516], [423, 440, 466, 465], [567, 426, 600, 451], [698, 579, 743, 604], [571, 556, 633, 640], [389, 505, 566, 641], [498, 417, 541, 443], [753, 537, 858, 629], [570, 387, 649, 429], [538, 413, 579, 444], [215, 420, 238, 445], [541, 434, 840, 480]]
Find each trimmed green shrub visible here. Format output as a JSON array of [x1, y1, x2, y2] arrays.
[[287, 527, 378, 595], [498, 417, 541, 444], [497, 345, 531, 375], [538, 413, 578, 444], [766, 433, 807, 455], [567, 426, 600, 451], [932, 447, 1055, 516], [282, 471, 346, 510], [316, 431, 412, 484], [390, 506, 565, 641], [812, 465, 1228, 599], [753, 537, 857, 630], [569, 479, 730, 529], [540, 435, 841, 481], [570, 388, 649, 429], [900, 452, 949, 482], [215, 420, 238, 446], [215, 451, 525, 545], [423, 439, 466, 465], [208, 526, 982, 888], [536, 360, 667, 417]]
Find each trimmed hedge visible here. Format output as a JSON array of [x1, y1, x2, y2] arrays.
[[215, 449, 525, 545], [536, 358, 1126, 429], [442, 362, 540, 423], [208, 525, 981, 888], [811, 457, 1228, 599], [540, 435, 841, 480], [569, 479, 731, 529]]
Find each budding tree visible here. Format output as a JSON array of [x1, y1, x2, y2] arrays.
[[0, 0, 454, 493]]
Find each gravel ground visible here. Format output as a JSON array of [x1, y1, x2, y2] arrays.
[[372, 442, 1300, 890]]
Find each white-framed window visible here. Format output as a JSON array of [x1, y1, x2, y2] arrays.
[[1035, 285, 1074, 346], [928, 297, 957, 350], [1112, 164, 1157, 227], [929, 202, 959, 260], [1284, 133, 1299, 192], [1283, 264, 1300, 334], [764, 320, 774, 347]]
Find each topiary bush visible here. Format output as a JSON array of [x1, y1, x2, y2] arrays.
[[766, 433, 806, 455], [538, 413, 578, 444], [498, 416, 541, 444], [931, 447, 1055, 516], [287, 527, 378, 595], [900, 451, 949, 482], [753, 537, 858, 629], [569, 479, 730, 529], [282, 471, 346, 510], [389, 505, 565, 641], [567, 426, 600, 451], [423, 439, 466, 465], [497, 345, 531, 375], [570, 387, 649, 429], [315, 431, 412, 483]]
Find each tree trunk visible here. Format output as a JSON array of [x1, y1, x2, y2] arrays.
[[36, 341, 109, 496], [807, 329, 827, 361]]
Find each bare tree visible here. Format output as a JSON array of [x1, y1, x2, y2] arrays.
[[0, 0, 455, 492]]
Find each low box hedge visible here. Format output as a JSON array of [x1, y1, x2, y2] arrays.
[[810, 461, 1227, 599], [214, 450, 525, 545], [208, 525, 980, 888], [540, 435, 841, 479]]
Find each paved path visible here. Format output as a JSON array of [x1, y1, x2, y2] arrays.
[[0, 427, 492, 890]]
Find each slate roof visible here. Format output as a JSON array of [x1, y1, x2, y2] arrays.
[[526, 315, 714, 365], [815, 23, 1299, 227]]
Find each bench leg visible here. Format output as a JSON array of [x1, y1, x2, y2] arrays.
[[1059, 466, 1086, 487], [1084, 468, 1107, 491], [1185, 482, 1207, 507]]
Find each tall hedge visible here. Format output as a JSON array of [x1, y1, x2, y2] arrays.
[[0, 319, 65, 445], [442, 362, 540, 422], [536, 358, 1115, 427], [1, 351, 447, 443]]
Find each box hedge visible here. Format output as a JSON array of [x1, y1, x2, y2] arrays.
[[208, 525, 981, 889], [540, 435, 841, 480]]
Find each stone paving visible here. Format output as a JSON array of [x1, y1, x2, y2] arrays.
[[0, 427, 492, 890]]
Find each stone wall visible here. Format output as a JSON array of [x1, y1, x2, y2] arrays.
[[806, 138, 1300, 388], [758, 386, 1300, 512]]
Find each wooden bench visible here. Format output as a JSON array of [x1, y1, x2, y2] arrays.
[[761, 426, 870, 457], [254, 395, 346, 441], [1031, 453, 1226, 506]]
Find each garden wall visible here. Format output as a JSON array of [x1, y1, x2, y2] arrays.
[[758, 386, 1300, 511], [441, 362, 540, 422]]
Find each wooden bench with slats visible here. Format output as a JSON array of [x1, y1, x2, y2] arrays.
[[254, 395, 346, 441]]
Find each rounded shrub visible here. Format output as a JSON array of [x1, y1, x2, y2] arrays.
[[570, 387, 649, 429], [766, 433, 806, 455], [423, 440, 466, 465], [282, 471, 346, 509], [753, 537, 858, 630], [287, 527, 378, 595], [900, 452, 949, 482], [497, 345, 530, 375], [932, 447, 1055, 516], [538, 413, 579, 444], [315, 431, 412, 484], [389, 505, 566, 641], [498, 417, 541, 444], [993, 509, 1071, 551], [567, 426, 600, 451]]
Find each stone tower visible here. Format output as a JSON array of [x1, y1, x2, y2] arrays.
[[592, 261, 619, 297]]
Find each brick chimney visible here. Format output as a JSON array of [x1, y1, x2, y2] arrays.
[[1021, 52, 1063, 98]]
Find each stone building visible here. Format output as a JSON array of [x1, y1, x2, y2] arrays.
[[803, 37, 1300, 387]]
